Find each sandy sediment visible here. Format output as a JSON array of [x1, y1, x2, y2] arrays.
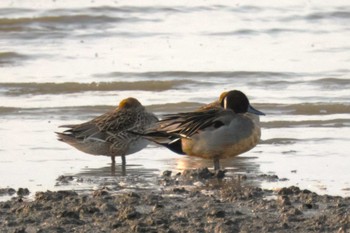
[[0, 168, 349, 233]]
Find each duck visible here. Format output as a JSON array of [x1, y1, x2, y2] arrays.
[[56, 97, 158, 169], [140, 90, 265, 170]]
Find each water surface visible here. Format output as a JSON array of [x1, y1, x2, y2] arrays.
[[1, 0, 350, 199]]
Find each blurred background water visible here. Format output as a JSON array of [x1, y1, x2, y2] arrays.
[[1, 0, 349, 198]]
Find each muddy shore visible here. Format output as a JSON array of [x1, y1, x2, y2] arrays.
[[1, 168, 349, 233]]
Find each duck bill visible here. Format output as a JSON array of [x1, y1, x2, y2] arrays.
[[248, 105, 265, 116]]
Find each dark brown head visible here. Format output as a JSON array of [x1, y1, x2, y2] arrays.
[[220, 90, 265, 115]]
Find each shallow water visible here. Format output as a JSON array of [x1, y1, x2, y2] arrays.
[[1, 0, 350, 199]]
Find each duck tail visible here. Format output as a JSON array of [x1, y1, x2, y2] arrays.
[[55, 131, 74, 142], [128, 130, 185, 155], [160, 137, 185, 155]]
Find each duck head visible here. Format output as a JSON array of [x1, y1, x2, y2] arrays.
[[221, 90, 265, 115], [118, 97, 143, 109]]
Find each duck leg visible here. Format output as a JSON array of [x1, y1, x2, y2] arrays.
[[121, 155, 126, 166], [110, 155, 116, 176], [213, 157, 220, 171], [111, 162, 116, 176], [121, 155, 126, 176]]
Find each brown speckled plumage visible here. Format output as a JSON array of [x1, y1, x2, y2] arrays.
[[56, 97, 158, 166]]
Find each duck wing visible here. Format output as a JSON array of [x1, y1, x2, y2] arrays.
[[157, 108, 230, 138], [59, 109, 140, 141]]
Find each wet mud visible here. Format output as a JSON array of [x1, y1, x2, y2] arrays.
[[0, 168, 349, 233]]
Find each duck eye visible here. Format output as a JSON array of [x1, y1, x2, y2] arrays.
[[213, 121, 224, 128]]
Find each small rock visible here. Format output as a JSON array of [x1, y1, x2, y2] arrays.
[[120, 207, 141, 220], [13, 227, 26, 233], [162, 170, 172, 177], [8, 188, 16, 195], [193, 181, 204, 187], [214, 222, 232, 233], [17, 188, 30, 196], [182, 168, 214, 179], [99, 203, 117, 212], [259, 174, 279, 181], [56, 175, 74, 183], [215, 210, 226, 218], [0, 188, 16, 196], [215, 170, 226, 179], [208, 209, 226, 218], [281, 222, 289, 229], [78, 205, 100, 214], [197, 168, 214, 179], [278, 186, 301, 195], [278, 195, 291, 206], [58, 210, 80, 219], [302, 203, 314, 210], [234, 210, 243, 215], [302, 189, 312, 194], [128, 192, 140, 198], [173, 187, 188, 194], [287, 207, 303, 216], [1, 202, 11, 209], [93, 189, 109, 197], [6, 220, 18, 227], [152, 203, 164, 211], [337, 226, 347, 233]]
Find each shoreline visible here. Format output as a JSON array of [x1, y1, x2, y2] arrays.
[[1, 168, 349, 232]]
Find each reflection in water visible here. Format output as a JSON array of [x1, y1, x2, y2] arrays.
[[175, 155, 261, 175], [175, 155, 264, 188], [61, 163, 161, 194], [60, 154, 263, 195], [77, 163, 159, 177]]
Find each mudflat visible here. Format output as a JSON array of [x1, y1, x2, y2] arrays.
[[0, 168, 349, 233]]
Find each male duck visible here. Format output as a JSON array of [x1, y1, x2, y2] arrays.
[[141, 90, 264, 170]]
